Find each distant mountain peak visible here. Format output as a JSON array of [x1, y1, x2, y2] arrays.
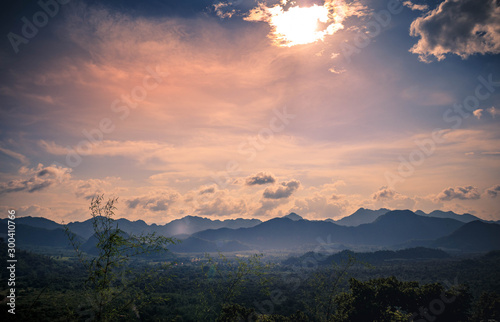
[[284, 213, 303, 221], [334, 208, 390, 227], [353, 207, 389, 214], [416, 210, 481, 223]]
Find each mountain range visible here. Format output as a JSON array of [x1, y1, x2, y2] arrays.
[[415, 210, 483, 223], [0, 222, 82, 248], [192, 210, 465, 250], [328, 208, 484, 226], [1, 208, 498, 254], [1, 215, 262, 240]]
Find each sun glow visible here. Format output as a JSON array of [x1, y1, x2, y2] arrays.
[[245, 1, 354, 47], [269, 5, 330, 46]]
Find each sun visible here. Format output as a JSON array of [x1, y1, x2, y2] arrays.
[[245, 1, 349, 47], [268, 5, 330, 47]]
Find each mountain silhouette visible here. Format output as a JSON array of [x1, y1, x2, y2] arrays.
[[331, 208, 390, 226], [416, 210, 481, 223], [193, 210, 465, 250], [3, 216, 62, 230], [2, 215, 261, 240], [283, 212, 303, 221], [431, 220, 500, 252], [0, 223, 84, 248], [6, 210, 498, 254]]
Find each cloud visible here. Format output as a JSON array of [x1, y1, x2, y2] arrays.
[[17, 205, 52, 218], [39, 140, 173, 160], [74, 181, 105, 200], [246, 172, 276, 185], [263, 180, 300, 199], [473, 109, 483, 119], [488, 106, 498, 118], [371, 187, 416, 209], [412, 195, 444, 213], [403, 1, 429, 11], [0, 147, 29, 165], [40, 139, 246, 179], [125, 190, 179, 212], [244, 0, 368, 47], [328, 67, 346, 74], [16, 0, 297, 155], [292, 194, 349, 219], [213, 2, 238, 19], [409, 0, 500, 62], [0, 164, 71, 195], [199, 185, 216, 195], [372, 186, 398, 200], [331, 194, 344, 200], [192, 189, 248, 217], [73, 178, 121, 200], [196, 196, 248, 217], [253, 198, 289, 217], [437, 185, 481, 201], [319, 180, 347, 192], [486, 185, 500, 198]]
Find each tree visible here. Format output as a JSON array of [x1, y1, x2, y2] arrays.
[[65, 195, 177, 321], [471, 291, 500, 321], [333, 276, 471, 322], [304, 253, 358, 321], [198, 252, 271, 321]]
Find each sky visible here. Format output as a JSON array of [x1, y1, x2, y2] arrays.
[[0, 0, 499, 224]]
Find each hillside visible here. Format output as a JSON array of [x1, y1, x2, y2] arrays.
[[351, 210, 464, 246], [431, 220, 500, 252], [169, 236, 251, 253], [283, 247, 450, 266], [0, 223, 84, 248], [0, 216, 62, 230]]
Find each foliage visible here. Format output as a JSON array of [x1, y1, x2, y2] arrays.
[[197, 252, 272, 321], [64, 195, 177, 321], [304, 253, 358, 321], [283, 247, 450, 267], [471, 291, 500, 321], [333, 276, 472, 322]]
